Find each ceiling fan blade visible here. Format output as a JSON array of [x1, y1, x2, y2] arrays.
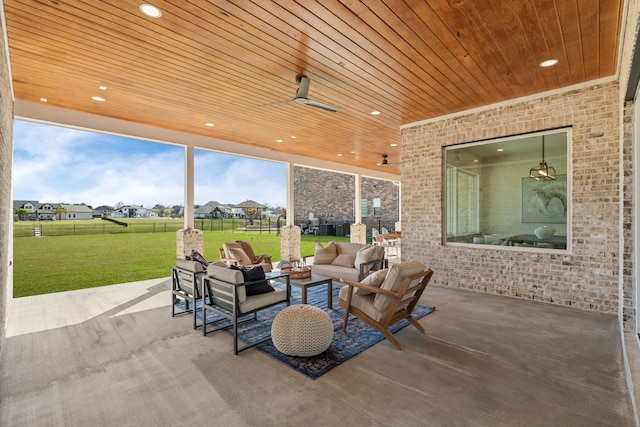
[[300, 98, 338, 112], [261, 99, 295, 107]]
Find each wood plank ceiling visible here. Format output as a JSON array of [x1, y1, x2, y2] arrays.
[[3, 0, 624, 175]]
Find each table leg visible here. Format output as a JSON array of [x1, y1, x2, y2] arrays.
[[327, 280, 333, 309], [302, 288, 308, 304]]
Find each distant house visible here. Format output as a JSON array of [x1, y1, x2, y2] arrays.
[[59, 204, 94, 220], [36, 203, 58, 220], [13, 200, 38, 220], [112, 205, 157, 218], [194, 201, 233, 219]]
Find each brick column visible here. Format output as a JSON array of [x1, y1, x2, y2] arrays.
[[350, 223, 367, 244], [176, 228, 203, 259], [280, 225, 301, 262]]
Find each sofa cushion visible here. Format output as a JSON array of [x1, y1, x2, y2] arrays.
[[355, 268, 388, 296], [374, 261, 426, 312], [354, 245, 379, 274], [339, 287, 382, 321], [331, 253, 356, 268], [311, 264, 361, 282], [334, 241, 365, 256], [207, 263, 247, 302], [314, 242, 338, 264]]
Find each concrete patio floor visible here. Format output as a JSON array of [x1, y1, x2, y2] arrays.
[[0, 277, 635, 426]]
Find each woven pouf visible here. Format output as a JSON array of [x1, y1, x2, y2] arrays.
[[271, 305, 334, 357]]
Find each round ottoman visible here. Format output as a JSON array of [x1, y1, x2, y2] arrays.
[[271, 305, 334, 357]]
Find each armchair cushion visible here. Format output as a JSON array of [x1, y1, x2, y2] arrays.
[[374, 261, 426, 312], [228, 246, 252, 265]]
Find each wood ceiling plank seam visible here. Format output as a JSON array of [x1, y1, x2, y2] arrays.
[[248, 2, 447, 115], [175, 0, 416, 120], [307, 0, 475, 110], [379, 0, 497, 105], [554, 0, 586, 83], [217, 0, 418, 115], [576, 0, 600, 80], [472, 0, 549, 91], [508, 0, 562, 89], [442, 2, 531, 99], [597, 0, 623, 76], [529, 0, 575, 87]]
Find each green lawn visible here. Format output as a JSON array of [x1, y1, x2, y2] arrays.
[[12, 231, 347, 297]]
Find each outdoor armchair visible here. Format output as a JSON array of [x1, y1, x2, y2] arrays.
[[219, 240, 273, 272], [339, 261, 434, 350], [202, 263, 290, 354], [172, 258, 207, 329]]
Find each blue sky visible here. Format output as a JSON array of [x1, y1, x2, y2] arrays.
[[12, 120, 287, 208]]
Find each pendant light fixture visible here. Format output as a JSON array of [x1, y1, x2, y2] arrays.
[[529, 135, 556, 181]]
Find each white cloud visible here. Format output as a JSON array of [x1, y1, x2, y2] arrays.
[[12, 121, 287, 208]]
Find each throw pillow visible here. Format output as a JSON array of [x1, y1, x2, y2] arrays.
[[354, 245, 378, 273], [228, 247, 252, 265], [229, 265, 274, 296], [331, 253, 356, 268], [355, 268, 388, 296], [186, 249, 209, 269], [314, 242, 337, 264]]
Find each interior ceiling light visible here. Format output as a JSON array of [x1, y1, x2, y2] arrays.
[[40, 98, 47, 102], [139, 3, 162, 18], [529, 135, 556, 181], [98, 85, 107, 91], [91, 96, 105, 102], [371, 111, 381, 115], [337, 153, 343, 157], [539, 58, 558, 67], [390, 143, 398, 147], [497, 148, 504, 152], [275, 139, 283, 143], [205, 123, 214, 127]]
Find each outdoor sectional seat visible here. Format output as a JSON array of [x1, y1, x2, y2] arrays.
[[310, 241, 387, 282]]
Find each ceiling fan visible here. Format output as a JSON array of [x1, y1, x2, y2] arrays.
[[377, 154, 401, 167], [263, 75, 338, 112]]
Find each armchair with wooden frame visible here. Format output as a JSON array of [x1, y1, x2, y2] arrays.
[[339, 261, 433, 349], [219, 240, 273, 272]]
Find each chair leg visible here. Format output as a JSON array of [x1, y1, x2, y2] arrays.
[[407, 316, 425, 333], [342, 310, 350, 332]]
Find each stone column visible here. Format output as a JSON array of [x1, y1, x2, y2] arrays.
[[176, 228, 203, 259], [280, 225, 301, 263], [350, 223, 367, 244]]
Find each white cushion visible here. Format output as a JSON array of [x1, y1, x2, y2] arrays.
[[374, 261, 426, 312], [354, 244, 379, 273]]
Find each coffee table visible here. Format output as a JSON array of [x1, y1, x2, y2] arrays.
[[275, 273, 333, 308]]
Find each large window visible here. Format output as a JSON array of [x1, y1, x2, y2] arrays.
[[444, 129, 570, 251]]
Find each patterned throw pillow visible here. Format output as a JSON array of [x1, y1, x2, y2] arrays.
[[186, 249, 208, 269], [331, 253, 356, 268]]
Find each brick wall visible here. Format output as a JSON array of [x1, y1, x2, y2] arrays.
[[0, 25, 14, 353], [293, 166, 399, 230], [401, 82, 620, 315]]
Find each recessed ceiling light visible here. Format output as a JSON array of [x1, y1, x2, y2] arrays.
[[205, 123, 214, 127], [539, 59, 558, 67], [139, 3, 162, 18], [337, 153, 343, 157], [91, 96, 105, 102], [497, 148, 504, 152], [290, 136, 297, 139], [98, 85, 107, 91], [40, 98, 47, 102], [275, 139, 283, 143], [390, 143, 398, 147], [371, 111, 381, 115]]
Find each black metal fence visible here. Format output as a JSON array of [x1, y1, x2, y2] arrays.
[[13, 217, 284, 238]]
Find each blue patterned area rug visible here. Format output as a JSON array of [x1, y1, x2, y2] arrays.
[[184, 285, 435, 379]]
